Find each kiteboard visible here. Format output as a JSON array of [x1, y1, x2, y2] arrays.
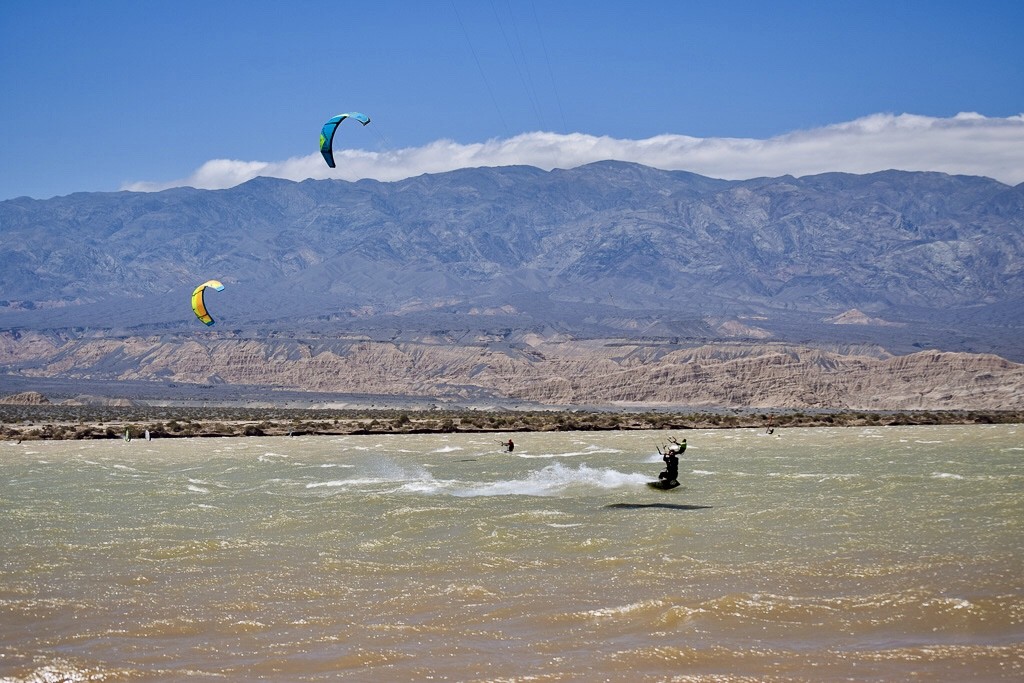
[[647, 480, 680, 491]]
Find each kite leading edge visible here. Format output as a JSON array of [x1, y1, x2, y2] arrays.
[[319, 112, 371, 168]]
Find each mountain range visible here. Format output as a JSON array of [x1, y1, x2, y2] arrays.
[[1, 162, 1022, 408]]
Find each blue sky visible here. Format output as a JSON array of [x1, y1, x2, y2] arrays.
[[2, 0, 1023, 200]]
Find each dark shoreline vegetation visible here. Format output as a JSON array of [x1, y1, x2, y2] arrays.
[[2, 404, 1021, 441]]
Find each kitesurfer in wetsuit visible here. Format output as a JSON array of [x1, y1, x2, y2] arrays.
[[659, 438, 685, 484]]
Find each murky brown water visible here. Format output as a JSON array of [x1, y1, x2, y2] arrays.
[[2, 425, 1022, 681]]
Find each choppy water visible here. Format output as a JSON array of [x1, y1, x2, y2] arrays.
[[1, 425, 1022, 682]]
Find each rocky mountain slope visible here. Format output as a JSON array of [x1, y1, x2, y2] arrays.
[[2, 163, 1022, 350], [1, 163, 1022, 409]]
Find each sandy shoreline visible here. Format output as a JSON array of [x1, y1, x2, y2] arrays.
[[2, 403, 1021, 441]]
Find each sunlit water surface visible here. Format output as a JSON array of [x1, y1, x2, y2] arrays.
[[1, 425, 1022, 681]]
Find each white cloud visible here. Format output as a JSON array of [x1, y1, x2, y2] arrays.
[[122, 112, 1024, 193]]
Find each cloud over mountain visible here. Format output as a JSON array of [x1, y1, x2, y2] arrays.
[[123, 112, 1024, 193]]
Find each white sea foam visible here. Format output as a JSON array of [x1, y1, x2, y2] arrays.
[[450, 463, 649, 498], [0, 663, 102, 683], [516, 448, 615, 459], [398, 479, 451, 494], [306, 477, 385, 489], [306, 458, 435, 489], [258, 452, 288, 462], [768, 472, 860, 480], [582, 599, 662, 619], [188, 477, 230, 490]]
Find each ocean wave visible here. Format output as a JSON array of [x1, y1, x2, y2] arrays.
[[303, 461, 651, 497], [305, 477, 388, 489], [450, 463, 649, 498], [257, 452, 290, 463], [515, 447, 620, 459], [582, 599, 664, 620], [767, 472, 861, 480], [0, 662, 136, 683]]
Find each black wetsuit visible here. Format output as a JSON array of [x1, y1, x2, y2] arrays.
[[659, 452, 679, 482]]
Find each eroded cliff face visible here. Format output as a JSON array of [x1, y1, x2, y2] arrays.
[[2, 331, 1021, 410], [0, 391, 49, 405]]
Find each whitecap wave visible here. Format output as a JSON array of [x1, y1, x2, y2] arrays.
[[305, 459, 434, 489], [449, 463, 649, 498], [306, 477, 385, 489], [258, 452, 289, 462]]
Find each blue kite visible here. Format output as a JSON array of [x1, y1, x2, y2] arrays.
[[319, 112, 371, 168]]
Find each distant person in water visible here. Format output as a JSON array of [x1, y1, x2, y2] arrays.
[[503, 439, 515, 452]]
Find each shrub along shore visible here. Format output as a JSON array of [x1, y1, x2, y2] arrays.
[[1, 404, 1021, 441]]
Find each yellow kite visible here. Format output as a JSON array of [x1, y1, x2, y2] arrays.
[[191, 279, 224, 326]]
